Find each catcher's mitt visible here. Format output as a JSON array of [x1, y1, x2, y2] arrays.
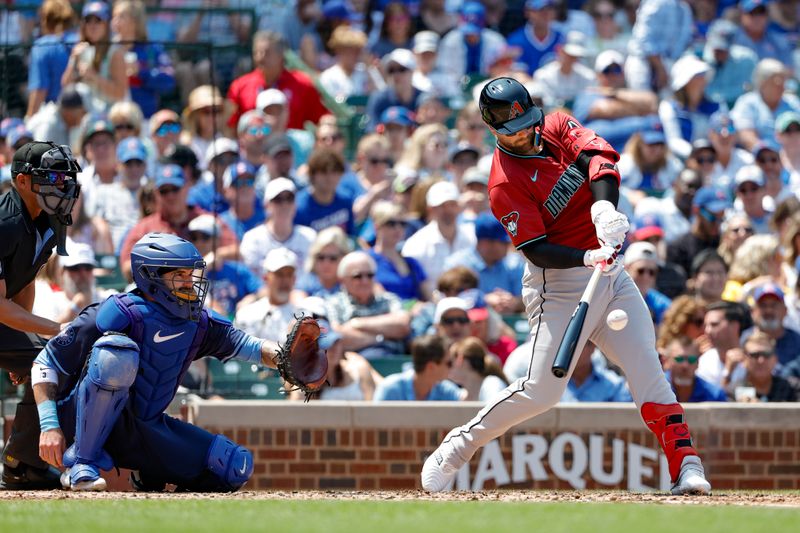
[[274, 315, 329, 401]]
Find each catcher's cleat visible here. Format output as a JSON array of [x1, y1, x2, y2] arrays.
[[421, 435, 466, 492], [62, 463, 107, 492], [0, 462, 62, 490], [671, 456, 711, 495]]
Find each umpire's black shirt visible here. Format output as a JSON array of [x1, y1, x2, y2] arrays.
[[0, 187, 58, 299]]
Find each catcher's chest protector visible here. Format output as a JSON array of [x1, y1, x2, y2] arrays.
[[111, 294, 208, 421]]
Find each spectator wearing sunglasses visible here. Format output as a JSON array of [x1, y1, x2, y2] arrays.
[[661, 336, 727, 403], [732, 0, 793, 67], [149, 110, 182, 159], [750, 140, 790, 205], [730, 166, 772, 234], [373, 334, 465, 401], [726, 330, 800, 402], [54, 241, 116, 324], [667, 186, 729, 279], [218, 161, 266, 240], [624, 242, 671, 325], [705, 112, 754, 192], [433, 297, 473, 349], [351, 134, 395, 225], [717, 213, 754, 268], [328, 251, 411, 360], [742, 283, 800, 369], [635, 168, 702, 244], [236, 110, 272, 169], [365, 48, 422, 132], [256, 89, 315, 168]]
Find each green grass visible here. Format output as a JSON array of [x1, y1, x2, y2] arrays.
[[1, 499, 798, 533]]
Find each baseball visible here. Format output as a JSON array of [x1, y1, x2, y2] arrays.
[[606, 309, 628, 331]]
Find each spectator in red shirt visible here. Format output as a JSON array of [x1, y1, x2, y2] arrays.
[[119, 164, 236, 278], [226, 30, 329, 131]]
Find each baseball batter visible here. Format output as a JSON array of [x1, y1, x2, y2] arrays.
[[421, 78, 711, 495]]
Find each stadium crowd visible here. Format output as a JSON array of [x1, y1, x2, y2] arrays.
[[2, 0, 800, 404]]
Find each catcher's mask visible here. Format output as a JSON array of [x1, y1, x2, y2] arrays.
[[131, 233, 209, 321], [11, 142, 82, 225]]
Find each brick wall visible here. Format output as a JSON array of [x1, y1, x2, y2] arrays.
[[190, 402, 800, 491]]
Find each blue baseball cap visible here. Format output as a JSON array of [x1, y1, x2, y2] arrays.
[[116, 137, 147, 163], [632, 213, 664, 241], [475, 212, 510, 242], [82, 1, 111, 21], [751, 138, 781, 158], [222, 160, 257, 188], [641, 128, 666, 145], [0, 117, 23, 140], [526, 0, 556, 10], [692, 186, 729, 213], [380, 106, 414, 127], [322, 0, 359, 22], [708, 111, 736, 135], [461, 1, 486, 35], [754, 282, 784, 303], [155, 164, 185, 189], [6, 125, 33, 149], [740, 0, 770, 13]]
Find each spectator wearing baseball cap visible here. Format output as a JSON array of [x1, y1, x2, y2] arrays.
[[411, 30, 459, 99], [436, 1, 507, 80], [54, 241, 107, 323], [119, 162, 237, 278], [319, 26, 371, 103], [742, 282, 800, 368], [433, 297, 473, 345], [666, 186, 729, 278], [631, 212, 688, 299], [366, 48, 422, 132], [445, 212, 525, 315], [402, 180, 476, 285], [218, 160, 265, 240], [236, 109, 272, 168], [186, 137, 239, 213], [79, 118, 119, 212], [186, 214, 261, 317], [749, 138, 788, 203], [731, 58, 800, 151], [703, 19, 758, 106], [149, 109, 182, 158], [624, 241, 672, 325], [505, 0, 562, 75], [534, 31, 595, 109], [240, 177, 316, 278], [235, 247, 300, 343], [732, 165, 772, 234], [703, 110, 755, 193], [617, 125, 683, 200], [734, 0, 793, 68], [0, 118, 24, 163]]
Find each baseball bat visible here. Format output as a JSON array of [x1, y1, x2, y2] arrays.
[[551, 264, 604, 378]]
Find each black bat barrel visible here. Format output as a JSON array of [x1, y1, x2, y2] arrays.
[[551, 301, 589, 378]]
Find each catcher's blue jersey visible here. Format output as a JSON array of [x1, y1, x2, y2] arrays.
[[44, 291, 262, 419]]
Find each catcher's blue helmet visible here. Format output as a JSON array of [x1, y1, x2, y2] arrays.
[[130, 233, 208, 321]]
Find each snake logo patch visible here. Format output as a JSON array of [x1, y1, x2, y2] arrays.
[[500, 211, 520, 237]]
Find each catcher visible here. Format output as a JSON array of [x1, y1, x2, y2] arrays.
[[31, 232, 327, 491]]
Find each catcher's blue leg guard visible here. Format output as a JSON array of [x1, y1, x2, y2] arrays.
[[63, 333, 139, 489], [204, 435, 253, 491]]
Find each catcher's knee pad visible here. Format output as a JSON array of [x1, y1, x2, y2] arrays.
[[206, 435, 253, 491], [88, 332, 140, 389]]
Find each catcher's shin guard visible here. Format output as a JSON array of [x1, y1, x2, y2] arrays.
[[641, 402, 699, 482], [67, 334, 139, 468]]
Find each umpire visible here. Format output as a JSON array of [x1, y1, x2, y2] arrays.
[[0, 141, 81, 489]]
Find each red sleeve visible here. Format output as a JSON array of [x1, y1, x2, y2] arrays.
[[544, 112, 621, 185], [298, 73, 329, 125], [226, 78, 243, 130], [489, 181, 546, 249]]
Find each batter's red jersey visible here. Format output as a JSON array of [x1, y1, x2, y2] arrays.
[[487, 112, 620, 251]]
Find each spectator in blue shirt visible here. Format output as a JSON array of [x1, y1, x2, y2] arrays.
[[661, 335, 728, 402], [731, 58, 800, 150], [506, 0, 563, 75], [733, 0, 793, 67], [703, 19, 758, 108], [26, 0, 78, 118], [219, 160, 266, 240], [365, 49, 422, 132], [295, 148, 356, 235], [374, 334, 465, 401], [624, 242, 672, 325], [560, 342, 633, 402], [445, 212, 525, 314], [742, 283, 800, 369], [187, 214, 262, 318]]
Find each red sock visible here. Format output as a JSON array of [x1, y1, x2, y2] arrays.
[[641, 402, 698, 482]]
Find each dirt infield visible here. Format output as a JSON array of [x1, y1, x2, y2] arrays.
[[1, 490, 799, 507]]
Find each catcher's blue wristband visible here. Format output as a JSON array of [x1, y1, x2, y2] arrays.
[[37, 400, 60, 432]]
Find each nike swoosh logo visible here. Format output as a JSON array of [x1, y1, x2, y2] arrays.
[[531, 169, 538, 182], [238, 457, 247, 476], [153, 330, 185, 343]]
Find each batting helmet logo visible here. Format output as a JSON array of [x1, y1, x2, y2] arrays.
[[508, 101, 525, 120], [500, 211, 520, 237]]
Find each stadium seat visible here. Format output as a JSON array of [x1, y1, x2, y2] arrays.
[[369, 355, 412, 377], [502, 314, 531, 344], [206, 359, 287, 400], [94, 254, 129, 291]]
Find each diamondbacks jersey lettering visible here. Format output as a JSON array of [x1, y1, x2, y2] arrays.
[[487, 112, 619, 251]]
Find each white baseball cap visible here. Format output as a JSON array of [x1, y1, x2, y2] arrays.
[[433, 296, 469, 324], [61, 241, 97, 268], [594, 50, 625, 73], [670, 55, 711, 92], [263, 247, 298, 273], [188, 214, 220, 235], [265, 177, 297, 202], [381, 48, 416, 71], [734, 165, 765, 188], [204, 137, 239, 163], [623, 241, 660, 267], [562, 31, 587, 58], [256, 88, 288, 110], [413, 31, 439, 53], [426, 181, 460, 207]]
